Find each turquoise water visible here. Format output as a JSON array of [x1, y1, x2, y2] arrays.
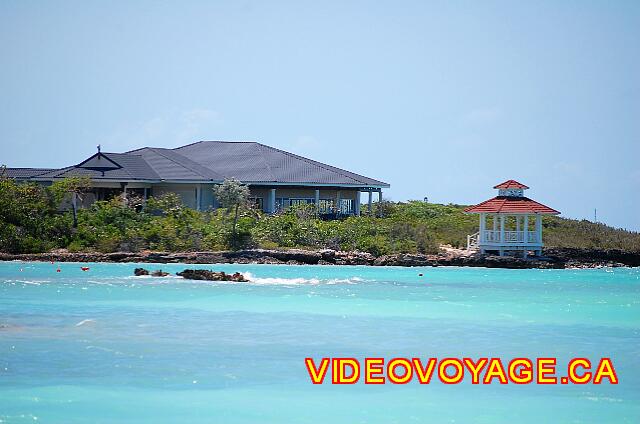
[[1, 262, 639, 423]]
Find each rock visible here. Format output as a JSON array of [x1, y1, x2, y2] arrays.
[[2, 247, 638, 269], [544, 247, 640, 268], [334, 250, 376, 265], [151, 270, 170, 277], [134, 267, 149, 276], [176, 269, 249, 282], [373, 253, 434, 267]]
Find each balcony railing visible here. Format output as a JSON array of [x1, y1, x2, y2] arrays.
[[481, 230, 538, 244]]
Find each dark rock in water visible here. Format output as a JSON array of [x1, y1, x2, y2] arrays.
[[134, 268, 149, 276], [176, 269, 249, 282], [135, 267, 169, 277]]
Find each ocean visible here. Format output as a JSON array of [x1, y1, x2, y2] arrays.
[[1, 262, 638, 423]]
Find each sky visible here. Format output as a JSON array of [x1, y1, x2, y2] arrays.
[[1, 0, 638, 230]]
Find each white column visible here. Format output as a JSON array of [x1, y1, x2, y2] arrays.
[[355, 191, 361, 216], [336, 190, 341, 214], [479, 213, 486, 243], [368, 191, 373, 214], [121, 183, 127, 204], [378, 190, 383, 217], [315, 189, 320, 213], [536, 214, 542, 244], [142, 187, 148, 210], [524, 215, 529, 243], [499, 215, 505, 244], [268, 188, 276, 213], [196, 184, 202, 211]]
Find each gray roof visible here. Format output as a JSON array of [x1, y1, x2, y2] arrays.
[[129, 147, 224, 180], [6, 141, 389, 188], [175, 141, 388, 186], [2, 167, 57, 179]]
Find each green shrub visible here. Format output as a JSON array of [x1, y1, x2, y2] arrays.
[[1, 175, 638, 254]]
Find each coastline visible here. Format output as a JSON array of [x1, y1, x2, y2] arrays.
[[1, 247, 638, 269]]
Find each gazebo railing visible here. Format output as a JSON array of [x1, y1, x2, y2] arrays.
[[482, 230, 538, 244], [467, 232, 479, 250]]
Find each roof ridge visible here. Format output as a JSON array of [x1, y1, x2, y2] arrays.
[[519, 196, 560, 214], [40, 165, 75, 179], [256, 142, 383, 186], [494, 179, 529, 189], [254, 143, 277, 182], [147, 147, 222, 180], [497, 197, 508, 213], [104, 152, 147, 179], [174, 140, 258, 150]]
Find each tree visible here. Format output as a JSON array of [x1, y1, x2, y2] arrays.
[[49, 176, 91, 228], [212, 178, 250, 248]]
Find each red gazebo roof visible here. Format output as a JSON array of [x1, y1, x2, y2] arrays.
[[464, 196, 560, 214], [493, 179, 529, 189]]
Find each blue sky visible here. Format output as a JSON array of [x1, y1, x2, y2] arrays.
[[1, 0, 638, 230]]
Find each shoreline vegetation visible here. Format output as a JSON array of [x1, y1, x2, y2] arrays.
[[1, 247, 639, 269], [1, 176, 639, 268]]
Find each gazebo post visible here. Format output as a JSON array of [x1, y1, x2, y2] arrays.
[[523, 214, 529, 258], [535, 214, 542, 256], [499, 215, 505, 256]]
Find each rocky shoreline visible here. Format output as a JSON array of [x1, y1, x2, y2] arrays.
[[1, 247, 638, 269]]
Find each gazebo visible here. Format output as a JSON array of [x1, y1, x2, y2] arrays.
[[464, 180, 560, 258]]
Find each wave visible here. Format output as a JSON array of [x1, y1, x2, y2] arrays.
[[122, 274, 182, 280], [2, 279, 49, 285], [243, 272, 366, 286]]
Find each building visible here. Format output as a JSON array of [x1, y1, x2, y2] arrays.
[[3, 141, 389, 216], [464, 180, 560, 257]]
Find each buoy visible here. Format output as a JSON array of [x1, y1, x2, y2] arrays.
[[418, 273, 424, 277], [81, 267, 90, 271], [56, 268, 61, 273]]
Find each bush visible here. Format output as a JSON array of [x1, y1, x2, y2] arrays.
[[1, 176, 638, 254]]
